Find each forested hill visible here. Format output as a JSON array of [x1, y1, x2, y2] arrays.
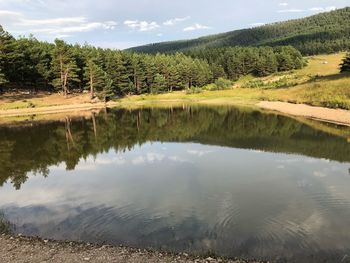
[[129, 7, 350, 55]]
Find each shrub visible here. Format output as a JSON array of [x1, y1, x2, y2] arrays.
[[241, 79, 265, 88], [202, 78, 233, 91], [214, 78, 233, 90]]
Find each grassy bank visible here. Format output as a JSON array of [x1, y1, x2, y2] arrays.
[[1, 53, 349, 112]]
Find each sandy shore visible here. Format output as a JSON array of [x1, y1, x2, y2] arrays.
[[258, 101, 350, 126], [0, 235, 259, 263], [0, 102, 120, 117]]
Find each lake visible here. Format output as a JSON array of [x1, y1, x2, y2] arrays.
[[0, 105, 350, 263]]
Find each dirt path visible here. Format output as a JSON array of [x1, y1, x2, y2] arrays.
[[258, 101, 350, 126], [0, 235, 257, 263]]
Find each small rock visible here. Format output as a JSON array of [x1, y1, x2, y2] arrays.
[[206, 257, 214, 261], [83, 257, 90, 261], [43, 239, 49, 244], [183, 253, 189, 257]]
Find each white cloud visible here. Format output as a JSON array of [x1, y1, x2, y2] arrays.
[[326, 6, 337, 11], [146, 153, 164, 162], [32, 21, 117, 34], [163, 16, 190, 26], [0, 10, 22, 23], [278, 9, 304, 13], [250, 22, 265, 27], [55, 34, 71, 38], [0, 10, 117, 36], [187, 149, 213, 157], [94, 156, 126, 165], [310, 7, 324, 12], [279, 2, 288, 6], [168, 156, 192, 163], [132, 156, 146, 165], [183, 23, 211, 32], [313, 171, 327, 178], [278, 6, 336, 14], [310, 6, 336, 12], [22, 17, 88, 27], [131, 153, 164, 165], [92, 40, 139, 50], [124, 20, 160, 31]]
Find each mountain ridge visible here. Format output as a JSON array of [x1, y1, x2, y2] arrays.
[[128, 7, 350, 55]]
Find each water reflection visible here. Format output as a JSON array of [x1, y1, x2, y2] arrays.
[[0, 106, 350, 262]]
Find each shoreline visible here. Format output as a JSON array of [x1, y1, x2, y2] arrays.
[[258, 101, 350, 127], [1, 97, 350, 127], [0, 234, 259, 263], [0, 101, 119, 118]]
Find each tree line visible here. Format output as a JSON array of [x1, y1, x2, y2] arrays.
[[185, 46, 304, 80], [1, 25, 304, 98], [0, 26, 213, 98]]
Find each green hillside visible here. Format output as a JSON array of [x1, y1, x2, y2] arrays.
[[129, 7, 350, 55]]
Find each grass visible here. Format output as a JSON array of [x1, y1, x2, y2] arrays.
[[260, 53, 350, 109], [1, 53, 349, 111]]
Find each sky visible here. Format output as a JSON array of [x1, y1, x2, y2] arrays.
[[0, 0, 349, 49]]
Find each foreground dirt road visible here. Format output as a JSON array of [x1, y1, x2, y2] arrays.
[[258, 101, 350, 126], [0, 235, 259, 263]]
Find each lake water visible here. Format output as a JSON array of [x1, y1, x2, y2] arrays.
[[0, 106, 350, 262]]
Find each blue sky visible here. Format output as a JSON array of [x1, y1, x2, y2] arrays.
[[0, 0, 349, 49]]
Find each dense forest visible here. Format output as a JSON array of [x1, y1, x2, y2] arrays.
[[1, 106, 350, 189], [185, 46, 304, 79], [0, 26, 212, 97], [129, 7, 350, 55], [0, 26, 304, 97]]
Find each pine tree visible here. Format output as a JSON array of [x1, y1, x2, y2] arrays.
[[167, 65, 180, 91], [144, 55, 158, 92], [97, 73, 114, 102], [27, 40, 53, 89], [152, 74, 167, 94], [105, 53, 130, 96], [131, 54, 146, 94], [340, 53, 350, 73], [51, 39, 80, 97], [84, 59, 106, 99], [255, 48, 277, 77]]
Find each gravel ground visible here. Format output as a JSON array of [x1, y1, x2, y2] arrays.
[[0, 235, 264, 263]]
